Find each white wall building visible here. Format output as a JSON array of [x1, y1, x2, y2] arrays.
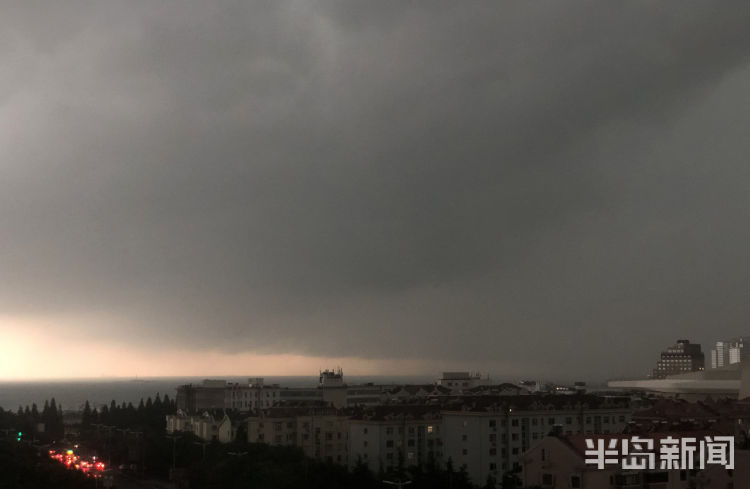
[[711, 337, 749, 369], [441, 396, 634, 487], [348, 407, 443, 473], [437, 372, 489, 392], [166, 410, 235, 443]]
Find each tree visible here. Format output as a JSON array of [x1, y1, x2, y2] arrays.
[[82, 401, 93, 428], [483, 474, 498, 489]]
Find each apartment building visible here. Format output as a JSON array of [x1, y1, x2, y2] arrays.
[[437, 372, 489, 392], [165, 410, 235, 443], [180, 370, 364, 413], [348, 406, 443, 473], [441, 395, 635, 486], [247, 406, 350, 464]]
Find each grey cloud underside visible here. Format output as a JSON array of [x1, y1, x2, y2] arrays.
[[3, 1, 750, 378]]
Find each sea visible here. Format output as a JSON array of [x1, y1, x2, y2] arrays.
[[0, 376, 433, 412]]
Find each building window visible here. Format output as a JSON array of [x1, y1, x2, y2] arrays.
[[386, 440, 394, 448], [363, 427, 368, 434], [548, 418, 555, 426], [427, 425, 433, 433], [462, 434, 468, 442], [489, 463, 497, 471], [541, 449, 545, 461], [489, 448, 496, 456], [570, 475, 581, 488], [542, 473, 553, 485], [489, 419, 496, 428], [462, 449, 468, 456], [512, 419, 519, 427]]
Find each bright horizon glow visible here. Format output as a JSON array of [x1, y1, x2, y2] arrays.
[[0, 316, 434, 381]]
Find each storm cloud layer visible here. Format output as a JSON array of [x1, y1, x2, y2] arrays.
[[3, 1, 750, 379]]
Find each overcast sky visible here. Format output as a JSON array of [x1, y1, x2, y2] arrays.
[[2, 1, 750, 381]]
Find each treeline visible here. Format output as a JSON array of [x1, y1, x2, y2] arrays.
[[77, 394, 177, 476], [0, 398, 65, 442], [81, 393, 176, 433], [180, 439, 481, 489]]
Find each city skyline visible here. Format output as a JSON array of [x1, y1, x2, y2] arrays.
[[4, 2, 750, 381]]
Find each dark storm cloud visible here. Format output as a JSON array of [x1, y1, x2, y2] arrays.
[[3, 1, 750, 378]]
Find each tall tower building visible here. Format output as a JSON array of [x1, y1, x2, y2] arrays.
[[711, 341, 729, 369], [711, 337, 749, 368]]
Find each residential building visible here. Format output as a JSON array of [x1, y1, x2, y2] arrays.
[[437, 372, 489, 392], [247, 406, 350, 464], [166, 410, 235, 443], [176, 380, 228, 413], [179, 370, 365, 413], [441, 395, 635, 486], [348, 405, 443, 473]]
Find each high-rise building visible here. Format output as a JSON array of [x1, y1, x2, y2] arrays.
[[711, 341, 729, 369], [651, 339, 704, 379], [711, 337, 749, 369]]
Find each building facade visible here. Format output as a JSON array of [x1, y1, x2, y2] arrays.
[[711, 337, 749, 369], [652, 339, 705, 379], [247, 407, 350, 464], [348, 406, 443, 473], [441, 396, 635, 486]]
